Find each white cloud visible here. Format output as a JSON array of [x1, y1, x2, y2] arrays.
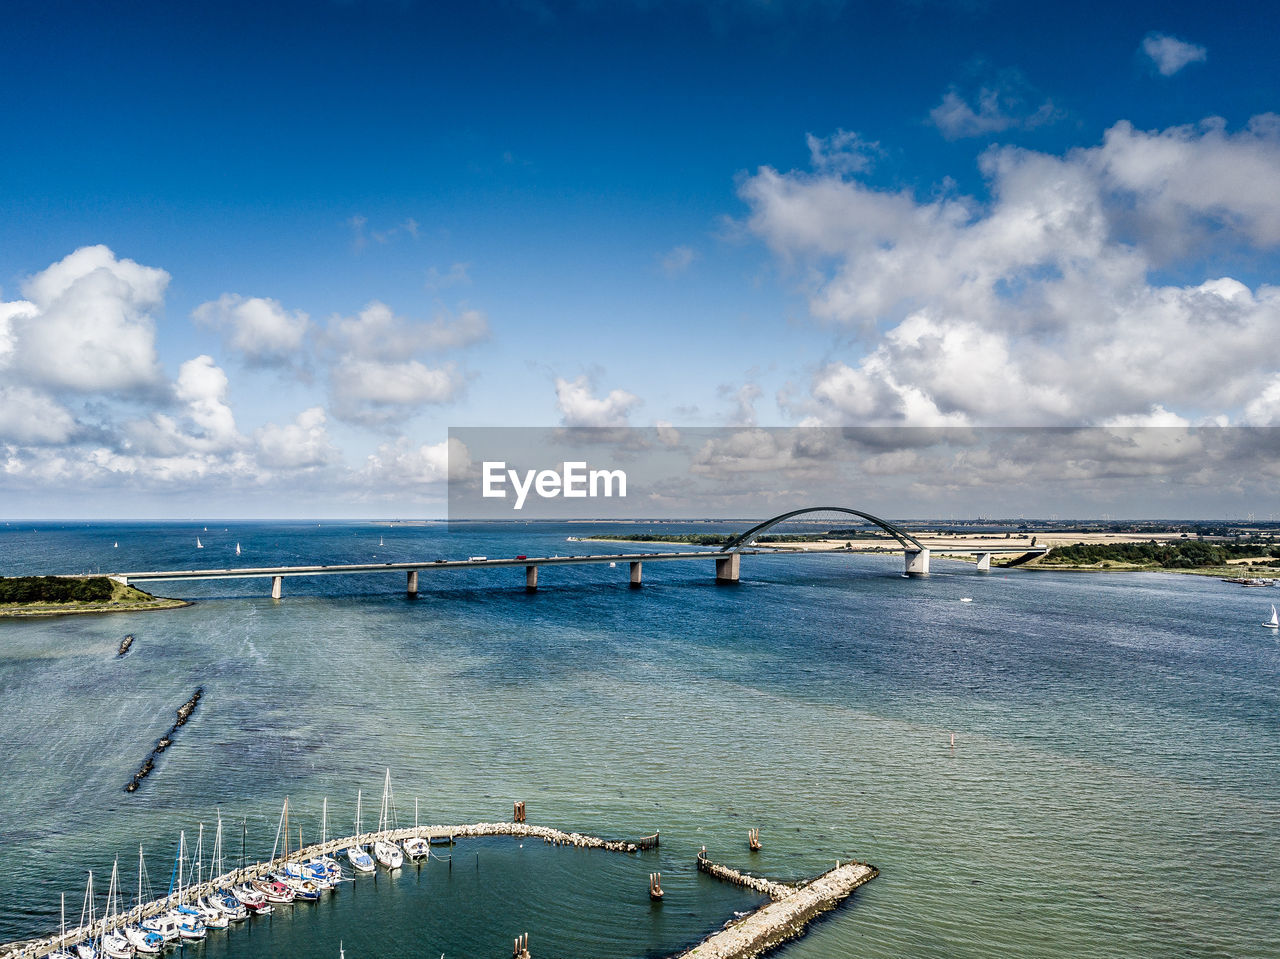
[[193, 293, 310, 363], [743, 115, 1280, 426], [358, 436, 470, 489], [929, 76, 1059, 140], [806, 129, 881, 175], [255, 406, 337, 469], [174, 355, 240, 449], [1141, 33, 1207, 76], [7, 245, 166, 392], [425, 262, 472, 290], [326, 300, 484, 424], [554, 375, 641, 427], [0, 386, 76, 445], [660, 245, 698, 275]]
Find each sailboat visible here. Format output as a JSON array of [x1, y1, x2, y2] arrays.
[[373, 769, 404, 869], [196, 537, 203, 549], [48, 893, 76, 959], [1266, 604, 1279, 629], [126, 847, 166, 953], [402, 798, 429, 860], [169, 832, 207, 940], [235, 542, 241, 557], [346, 790, 376, 873], [271, 799, 321, 900], [307, 797, 346, 882], [73, 871, 96, 959], [100, 861, 133, 959], [202, 812, 248, 921], [113, 542, 118, 548], [379, 535, 384, 547]]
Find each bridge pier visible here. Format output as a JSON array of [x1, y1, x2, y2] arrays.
[[407, 569, 419, 595], [526, 564, 538, 591], [904, 549, 930, 577], [271, 575, 283, 599], [715, 553, 740, 584], [630, 561, 643, 587], [975, 552, 992, 572]]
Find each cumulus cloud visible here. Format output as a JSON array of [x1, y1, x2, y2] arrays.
[[255, 407, 337, 470], [326, 300, 485, 425], [6, 245, 166, 392], [742, 115, 1280, 426], [0, 386, 77, 445], [193, 293, 310, 364], [929, 72, 1059, 140], [358, 436, 470, 490], [554, 375, 641, 427], [1142, 33, 1207, 76]]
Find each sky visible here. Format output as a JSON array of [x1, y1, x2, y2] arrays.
[[2, 0, 1279, 517]]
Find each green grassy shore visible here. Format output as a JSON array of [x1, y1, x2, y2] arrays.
[[0, 577, 189, 618]]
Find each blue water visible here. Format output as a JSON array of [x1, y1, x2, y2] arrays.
[[1, 520, 1278, 958]]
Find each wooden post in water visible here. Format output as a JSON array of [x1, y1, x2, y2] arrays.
[[748, 828, 761, 851], [649, 872, 664, 901], [513, 932, 531, 959], [513, 801, 526, 823]]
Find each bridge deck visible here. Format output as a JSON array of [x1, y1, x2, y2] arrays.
[[113, 544, 1044, 583]]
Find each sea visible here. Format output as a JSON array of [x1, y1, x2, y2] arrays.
[[0, 520, 1277, 959]]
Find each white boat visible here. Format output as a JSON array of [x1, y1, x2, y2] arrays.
[[123, 925, 163, 955], [373, 769, 404, 869], [100, 862, 133, 959], [402, 798, 429, 860], [196, 537, 203, 548], [1266, 604, 1279, 629], [346, 789, 376, 873], [235, 542, 241, 556], [74, 871, 97, 959], [379, 535, 384, 547], [112, 542, 117, 548]]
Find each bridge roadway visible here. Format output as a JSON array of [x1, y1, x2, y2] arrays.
[[111, 543, 1045, 598]]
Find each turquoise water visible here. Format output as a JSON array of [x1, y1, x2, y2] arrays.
[[1, 521, 1278, 958]]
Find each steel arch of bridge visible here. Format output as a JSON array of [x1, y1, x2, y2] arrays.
[[719, 507, 925, 553]]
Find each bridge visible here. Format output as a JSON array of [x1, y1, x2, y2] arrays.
[[109, 508, 1047, 598]]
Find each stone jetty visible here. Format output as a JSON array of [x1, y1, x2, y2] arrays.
[[124, 687, 203, 792], [679, 854, 878, 959]]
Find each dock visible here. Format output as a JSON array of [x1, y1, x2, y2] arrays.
[[681, 852, 878, 959]]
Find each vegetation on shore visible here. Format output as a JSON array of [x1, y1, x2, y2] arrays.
[[0, 576, 187, 617], [1032, 540, 1280, 571]]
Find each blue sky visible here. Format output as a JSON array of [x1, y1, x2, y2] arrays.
[[2, 0, 1279, 516]]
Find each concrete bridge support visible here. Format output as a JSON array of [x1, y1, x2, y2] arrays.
[[630, 561, 643, 587], [716, 553, 741, 584], [904, 549, 930, 577], [407, 569, 419, 595], [526, 564, 539, 591], [271, 575, 283, 599], [975, 552, 992, 572]]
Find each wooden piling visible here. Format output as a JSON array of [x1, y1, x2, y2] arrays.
[[748, 828, 761, 852], [649, 872, 664, 901]]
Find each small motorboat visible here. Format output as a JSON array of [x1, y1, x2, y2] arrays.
[[402, 835, 430, 860]]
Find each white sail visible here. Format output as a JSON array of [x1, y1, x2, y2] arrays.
[[1267, 604, 1279, 628], [196, 537, 203, 548]]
